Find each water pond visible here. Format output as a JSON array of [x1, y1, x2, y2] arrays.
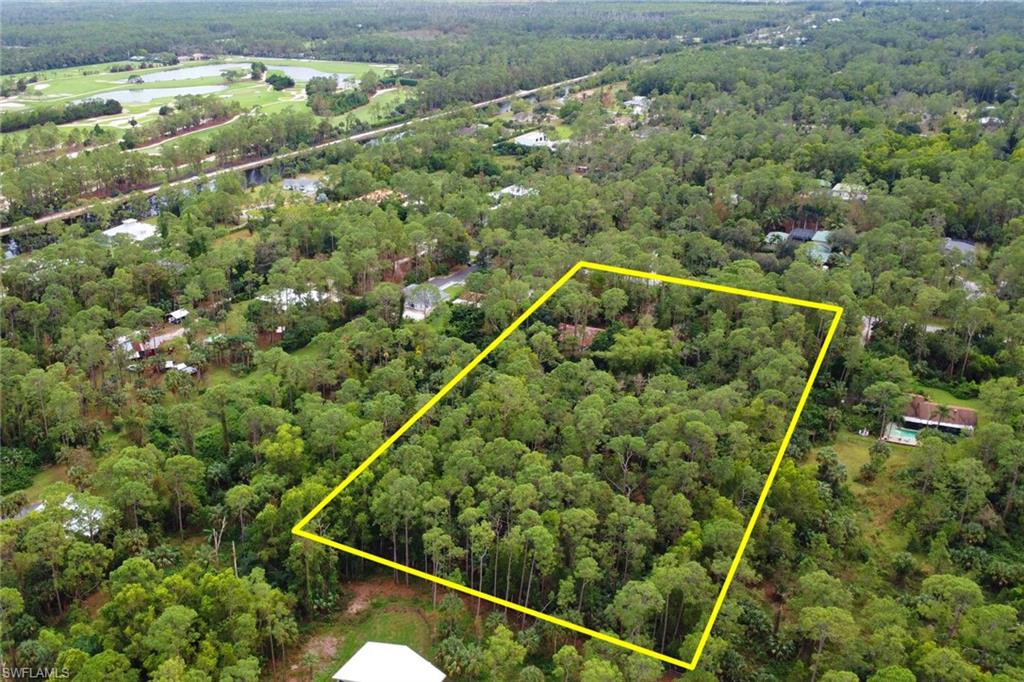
[[129, 63, 353, 85], [79, 85, 227, 104]]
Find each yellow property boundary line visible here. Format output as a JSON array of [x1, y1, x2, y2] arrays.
[[293, 260, 844, 670]]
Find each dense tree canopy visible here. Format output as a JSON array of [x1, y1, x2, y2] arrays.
[[1, 2, 1023, 681]]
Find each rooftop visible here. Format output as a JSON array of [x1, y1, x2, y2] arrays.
[[904, 394, 978, 430], [101, 219, 158, 242], [942, 238, 977, 256], [558, 323, 606, 349], [488, 184, 537, 201], [333, 642, 445, 682], [511, 131, 558, 149]]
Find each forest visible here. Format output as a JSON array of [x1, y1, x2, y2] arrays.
[[1, 1, 1023, 681]]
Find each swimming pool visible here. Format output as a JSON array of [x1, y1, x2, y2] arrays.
[[884, 423, 919, 445]]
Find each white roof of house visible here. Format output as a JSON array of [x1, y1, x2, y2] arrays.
[[333, 642, 445, 682], [102, 219, 158, 242], [488, 184, 536, 200], [512, 131, 555, 149], [168, 308, 189, 320], [943, 238, 976, 255], [831, 182, 867, 193]]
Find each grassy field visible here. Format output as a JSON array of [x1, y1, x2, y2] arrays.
[[827, 430, 916, 554], [908, 382, 987, 417], [22, 464, 69, 503], [330, 87, 415, 125], [2, 57, 396, 130], [296, 585, 434, 682]]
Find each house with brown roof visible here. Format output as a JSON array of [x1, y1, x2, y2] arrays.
[[558, 323, 605, 349], [903, 394, 978, 432], [883, 394, 978, 446]]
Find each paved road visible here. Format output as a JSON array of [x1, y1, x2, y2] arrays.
[[2, 67, 613, 235], [426, 265, 480, 296]]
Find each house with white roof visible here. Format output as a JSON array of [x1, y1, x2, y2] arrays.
[[333, 642, 445, 682], [623, 95, 650, 116], [113, 326, 187, 360], [164, 360, 198, 375], [282, 176, 324, 198], [488, 185, 537, 202], [402, 283, 445, 321], [830, 182, 868, 201], [942, 238, 977, 261], [511, 131, 558, 150], [166, 309, 189, 324], [101, 219, 158, 243], [402, 266, 479, 320]]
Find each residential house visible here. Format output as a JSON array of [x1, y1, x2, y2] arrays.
[[101, 219, 158, 243], [27, 494, 105, 539], [402, 283, 445, 320], [511, 131, 558, 150], [282, 176, 323, 199], [164, 360, 199, 375], [830, 182, 868, 201], [113, 326, 187, 360], [805, 230, 833, 264], [942, 238, 977, 261], [488, 185, 537, 203], [402, 266, 479, 320], [166, 309, 189, 324], [333, 642, 445, 682], [557, 323, 606, 349], [623, 95, 650, 117], [788, 227, 817, 242], [885, 394, 979, 446]]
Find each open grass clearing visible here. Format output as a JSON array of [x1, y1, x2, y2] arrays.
[[3, 57, 396, 130], [826, 430, 915, 554], [283, 577, 434, 682]]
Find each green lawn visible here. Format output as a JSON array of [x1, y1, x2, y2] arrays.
[[22, 464, 69, 503], [551, 124, 574, 140], [3, 57, 395, 130], [332, 87, 414, 125], [827, 430, 915, 554], [908, 383, 987, 417], [311, 595, 434, 682], [211, 227, 257, 247]]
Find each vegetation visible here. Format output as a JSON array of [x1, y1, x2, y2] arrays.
[[0, 98, 123, 133], [1, 2, 1023, 681]]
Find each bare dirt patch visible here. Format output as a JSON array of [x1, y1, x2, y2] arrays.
[[345, 575, 420, 616], [285, 577, 429, 682]]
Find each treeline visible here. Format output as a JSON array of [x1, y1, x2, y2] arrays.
[[121, 94, 242, 149], [1, 0, 797, 74], [414, 37, 669, 110], [0, 98, 122, 133], [1, 108, 327, 221]]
